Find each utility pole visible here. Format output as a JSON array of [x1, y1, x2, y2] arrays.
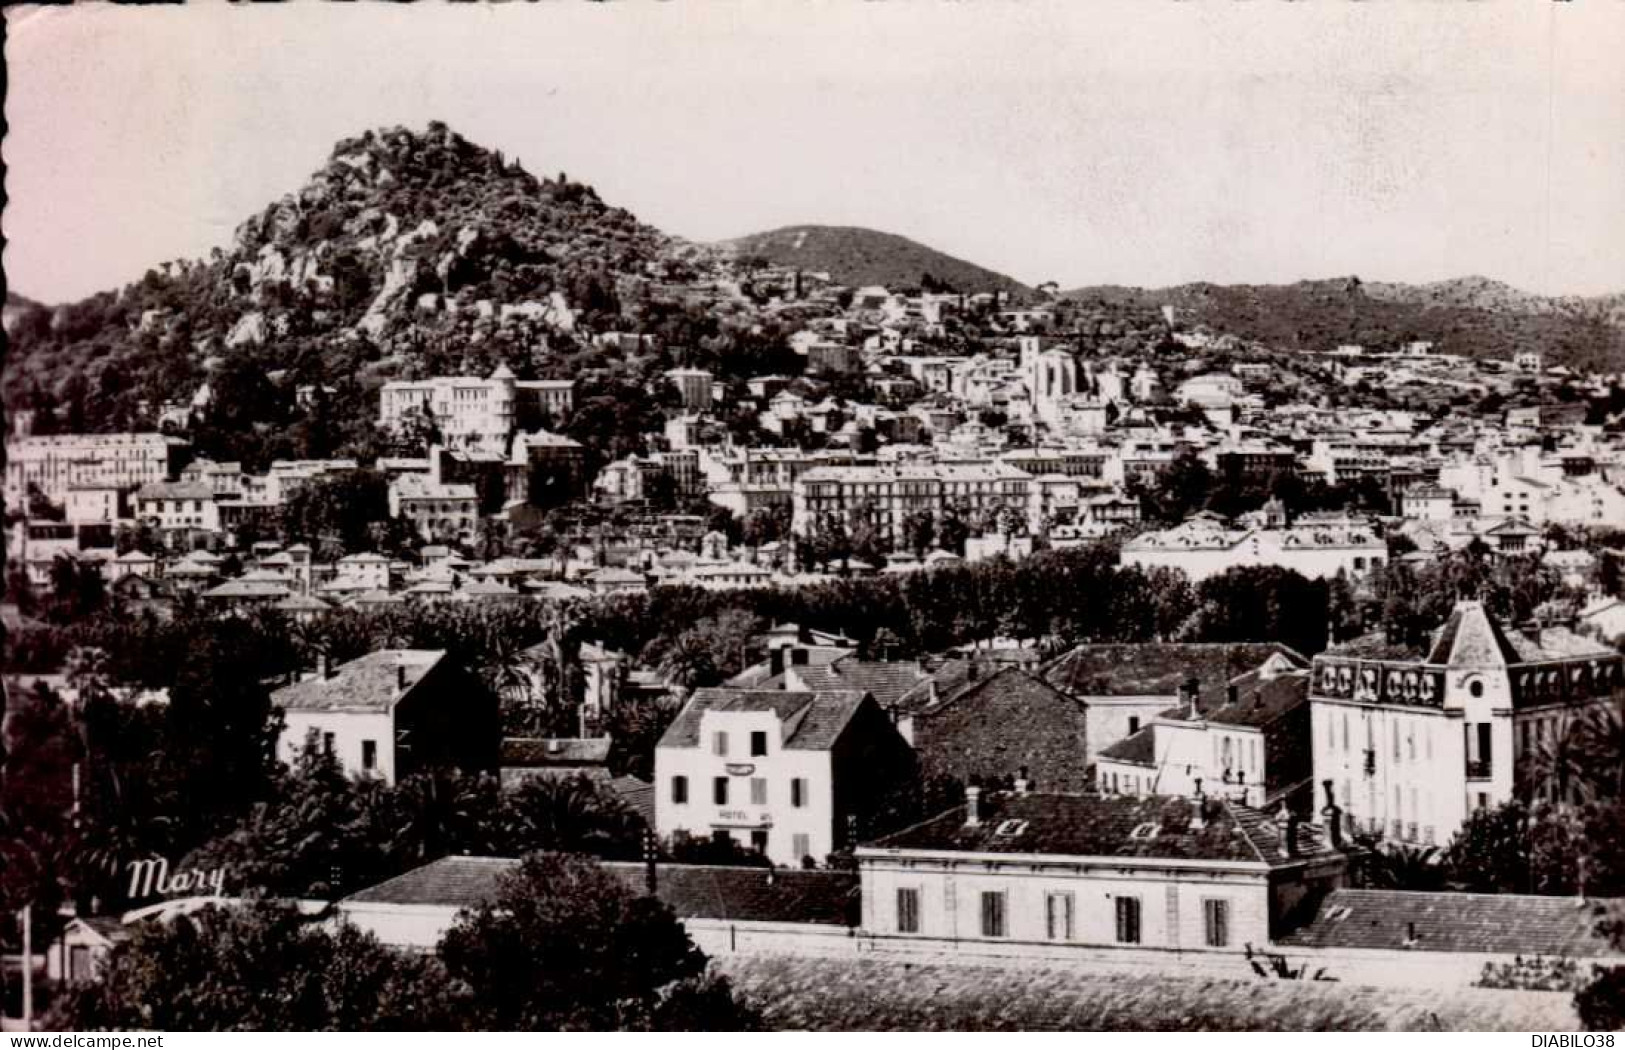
[[20, 905, 33, 1031]]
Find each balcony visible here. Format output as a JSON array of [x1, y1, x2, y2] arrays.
[[1465, 759, 1493, 781]]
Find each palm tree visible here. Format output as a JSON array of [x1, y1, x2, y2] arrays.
[[1577, 690, 1625, 800], [1521, 712, 1591, 808]]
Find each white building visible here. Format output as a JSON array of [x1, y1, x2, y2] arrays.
[[271, 649, 499, 785], [134, 481, 220, 534], [379, 367, 574, 454], [1310, 601, 1623, 845], [654, 687, 915, 867], [1120, 518, 1387, 582], [5, 433, 188, 506], [856, 788, 1346, 953]]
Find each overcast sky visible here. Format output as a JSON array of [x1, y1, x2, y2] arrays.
[[6, 2, 1624, 304]]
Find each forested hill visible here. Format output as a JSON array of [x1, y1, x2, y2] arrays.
[[1063, 276, 1625, 373], [722, 225, 1030, 298], [1, 123, 790, 470]]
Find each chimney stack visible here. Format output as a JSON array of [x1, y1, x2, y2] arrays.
[[317, 653, 331, 680], [1182, 676, 1201, 720], [1320, 779, 1344, 850], [928, 679, 939, 706], [965, 785, 982, 827], [1190, 778, 1206, 829], [1014, 766, 1030, 796], [1284, 806, 1301, 859]]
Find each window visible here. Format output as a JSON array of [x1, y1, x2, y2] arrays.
[[322, 732, 335, 756], [713, 777, 729, 805], [672, 775, 689, 804], [1115, 896, 1142, 944], [792, 833, 811, 863], [897, 887, 921, 933], [791, 778, 807, 808], [750, 829, 769, 854], [980, 891, 1007, 938], [750, 778, 768, 806], [1127, 716, 1140, 735], [361, 740, 377, 771], [750, 731, 768, 757], [1045, 892, 1075, 941], [1203, 899, 1230, 948], [712, 731, 728, 757]]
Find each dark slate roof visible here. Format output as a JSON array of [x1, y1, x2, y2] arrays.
[[864, 792, 1333, 867], [1097, 726, 1156, 767], [271, 649, 444, 713], [605, 776, 656, 827], [501, 737, 612, 767], [1188, 667, 1309, 728], [902, 666, 1086, 722], [1277, 889, 1623, 957], [1042, 643, 1306, 699], [1426, 601, 1524, 666], [341, 856, 858, 926], [793, 658, 929, 707], [659, 688, 870, 751]]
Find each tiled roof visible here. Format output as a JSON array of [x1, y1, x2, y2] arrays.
[[271, 649, 444, 713], [799, 657, 929, 707], [1097, 726, 1156, 767], [203, 579, 291, 599], [1426, 601, 1524, 666], [659, 689, 871, 752], [865, 792, 1333, 867], [1277, 889, 1622, 957], [136, 481, 215, 501], [605, 776, 656, 826], [903, 666, 1086, 722], [501, 737, 612, 766], [1043, 643, 1306, 699], [342, 856, 858, 926], [1183, 666, 1309, 728]]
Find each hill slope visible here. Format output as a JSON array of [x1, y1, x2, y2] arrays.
[[723, 224, 1028, 297], [1063, 276, 1625, 372], [2, 123, 785, 468]]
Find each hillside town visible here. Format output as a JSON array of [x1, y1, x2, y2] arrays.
[[10, 215, 1625, 1027]]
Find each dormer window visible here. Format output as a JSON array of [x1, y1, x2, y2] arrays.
[[1129, 822, 1160, 840], [994, 819, 1029, 838]]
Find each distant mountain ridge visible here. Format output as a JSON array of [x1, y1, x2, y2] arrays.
[[1063, 276, 1625, 372], [721, 225, 1030, 297]]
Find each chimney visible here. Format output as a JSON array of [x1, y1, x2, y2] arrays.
[[965, 785, 982, 827], [1284, 807, 1302, 859], [397, 664, 408, 691], [1182, 676, 1201, 719], [1014, 766, 1031, 796], [1320, 779, 1344, 850], [642, 829, 658, 895], [927, 680, 939, 706], [317, 653, 331, 680], [769, 646, 785, 678]]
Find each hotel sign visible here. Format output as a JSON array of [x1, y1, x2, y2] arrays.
[[126, 856, 229, 901], [725, 763, 756, 776], [1313, 659, 1443, 708]]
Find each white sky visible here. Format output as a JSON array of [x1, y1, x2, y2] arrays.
[[5, 2, 1624, 303]]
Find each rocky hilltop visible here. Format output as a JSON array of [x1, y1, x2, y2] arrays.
[[3, 124, 769, 467]]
